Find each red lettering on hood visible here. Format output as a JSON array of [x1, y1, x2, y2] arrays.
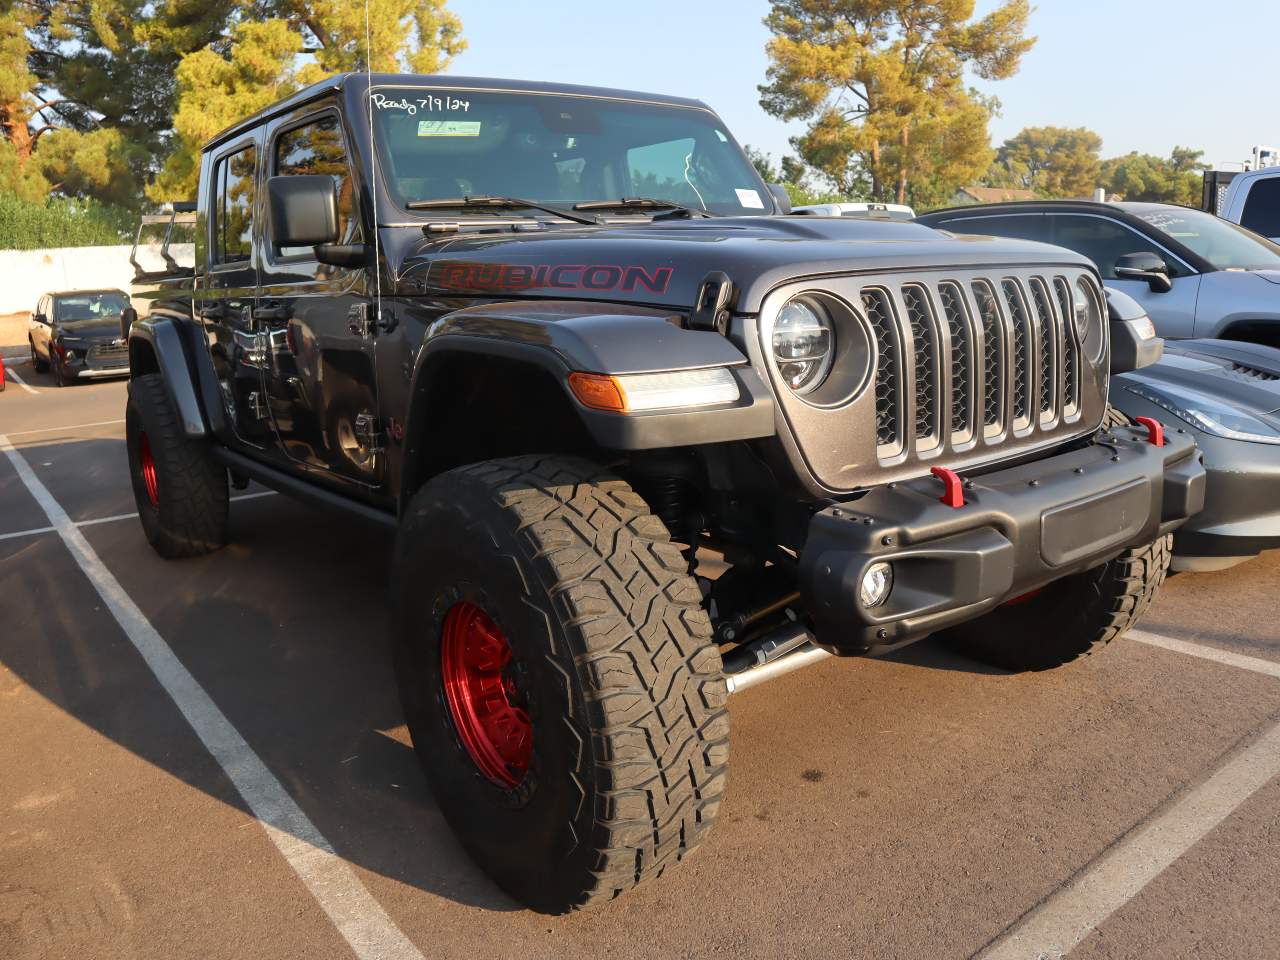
[[430, 262, 673, 295]]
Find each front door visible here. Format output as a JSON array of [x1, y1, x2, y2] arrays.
[[256, 107, 382, 488], [199, 135, 272, 448], [1047, 213, 1202, 339]]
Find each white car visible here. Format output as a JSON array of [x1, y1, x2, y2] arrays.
[[792, 201, 916, 221], [1215, 167, 1280, 242]]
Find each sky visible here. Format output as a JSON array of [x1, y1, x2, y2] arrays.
[[446, 0, 1277, 177]]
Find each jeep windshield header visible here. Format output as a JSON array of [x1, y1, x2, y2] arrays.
[[368, 88, 770, 219]]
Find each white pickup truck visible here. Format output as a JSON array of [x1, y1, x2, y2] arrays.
[[1206, 167, 1280, 242]]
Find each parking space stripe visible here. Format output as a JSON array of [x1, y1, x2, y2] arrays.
[[0, 433, 425, 960], [978, 715, 1280, 960], [0, 524, 56, 541], [5, 418, 126, 438], [1129, 629, 1280, 680], [4, 365, 38, 395], [0, 492, 278, 541]]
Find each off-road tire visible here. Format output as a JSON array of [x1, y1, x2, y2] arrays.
[[30, 339, 48, 373], [938, 404, 1171, 671], [125, 373, 229, 558], [392, 455, 729, 913]]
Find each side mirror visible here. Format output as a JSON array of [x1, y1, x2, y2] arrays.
[[767, 183, 791, 215], [33, 313, 47, 325], [1114, 252, 1173, 293], [267, 175, 340, 248], [120, 306, 137, 342]]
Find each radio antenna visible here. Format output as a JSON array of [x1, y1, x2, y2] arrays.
[[364, 0, 382, 327]]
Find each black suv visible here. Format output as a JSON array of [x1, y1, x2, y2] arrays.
[[29, 289, 133, 385], [125, 73, 1204, 913]]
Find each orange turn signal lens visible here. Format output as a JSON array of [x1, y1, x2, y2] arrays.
[[568, 372, 627, 413]]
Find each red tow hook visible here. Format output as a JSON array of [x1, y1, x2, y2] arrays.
[[1133, 416, 1165, 447], [930, 466, 965, 508]]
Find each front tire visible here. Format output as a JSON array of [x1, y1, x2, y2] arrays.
[[125, 374, 229, 558], [393, 456, 729, 913], [30, 339, 49, 373]]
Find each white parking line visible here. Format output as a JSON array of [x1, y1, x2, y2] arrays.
[[979, 628, 1280, 959], [1129, 628, 1280, 680], [6, 418, 126, 438], [0, 491, 278, 541], [4, 365, 38, 395], [979, 716, 1280, 960], [0, 433, 424, 960]]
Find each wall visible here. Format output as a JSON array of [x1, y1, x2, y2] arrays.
[[0, 244, 194, 315]]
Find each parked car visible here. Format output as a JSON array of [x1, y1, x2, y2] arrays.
[[1112, 336, 1280, 571], [125, 72, 1204, 913], [1, 353, 6, 392], [1203, 165, 1280, 241], [29, 289, 133, 385], [793, 201, 916, 220], [915, 201, 1280, 346]]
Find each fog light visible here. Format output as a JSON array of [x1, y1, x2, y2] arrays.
[[860, 561, 893, 608]]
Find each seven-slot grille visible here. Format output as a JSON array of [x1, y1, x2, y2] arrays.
[[862, 274, 1086, 459]]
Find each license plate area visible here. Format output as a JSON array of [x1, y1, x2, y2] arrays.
[[1040, 477, 1149, 567]]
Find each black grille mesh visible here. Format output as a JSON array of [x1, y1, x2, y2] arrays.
[[1029, 279, 1057, 417], [902, 286, 937, 444], [972, 281, 1003, 429], [862, 289, 900, 447], [1001, 280, 1032, 424], [938, 282, 971, 437]]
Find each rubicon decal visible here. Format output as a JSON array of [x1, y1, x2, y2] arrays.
[[429, 262, 673, 294]]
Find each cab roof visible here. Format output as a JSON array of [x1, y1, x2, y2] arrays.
[[206, 73, 713, 152]]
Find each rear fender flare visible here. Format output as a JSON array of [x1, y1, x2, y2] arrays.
[[128, 317, 209, 439]]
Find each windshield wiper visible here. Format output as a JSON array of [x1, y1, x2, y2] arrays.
[[574, 197, 712, 219], [405, 195, 599, 225]]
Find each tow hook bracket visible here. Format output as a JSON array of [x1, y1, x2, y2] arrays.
[[1134, 416, 1165, 447], [689, 271, 736, 335], [930, 466, 965, 508]]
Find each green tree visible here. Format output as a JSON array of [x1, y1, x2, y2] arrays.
[[987, 125, 1102, 198], [1101, 147, 1205, 205], [759, 0, 1035, 205], [151, 0, 465, 200]]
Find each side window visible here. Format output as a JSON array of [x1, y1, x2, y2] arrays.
[[931, 214, 1049, 242], [1241, 179, 1280, 239], [1049, 215, 1184, 279], [274, 115, 355, 257], [213, 145, 257, 265]]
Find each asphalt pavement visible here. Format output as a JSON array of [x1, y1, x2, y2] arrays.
[[2, 358, 1279, 960]]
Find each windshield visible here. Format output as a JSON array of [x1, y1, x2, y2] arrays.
[[368, 88, 770, 217], [1135, 208, 1280, 271], [55, 292, 129, 321]]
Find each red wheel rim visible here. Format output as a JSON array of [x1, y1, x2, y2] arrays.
[[139, 432, 159, 507], [440, 602, 531, 788]]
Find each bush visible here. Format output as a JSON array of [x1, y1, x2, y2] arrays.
[[0, 193, 134, 250]]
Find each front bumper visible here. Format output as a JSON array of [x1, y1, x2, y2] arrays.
[[799, 424, 1205, 652]]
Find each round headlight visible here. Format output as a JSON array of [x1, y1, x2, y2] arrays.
[[1073, 277, 1105, 361], [772, 297, 834, 394]]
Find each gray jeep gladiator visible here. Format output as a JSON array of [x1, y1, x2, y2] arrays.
[[124, 72, 1205, 913]]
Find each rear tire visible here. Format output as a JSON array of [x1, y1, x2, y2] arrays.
[[392, 455, 729, 913], [125, 373, 229, 558]]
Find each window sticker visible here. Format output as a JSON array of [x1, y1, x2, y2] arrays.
[[735, 188, 765, 209], [418, 120, 483, 138]]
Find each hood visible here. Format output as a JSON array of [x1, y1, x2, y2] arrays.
[[387, 216, 1094, 313], [1120, 339, 1280, 415], [1252, 270, 1280, 286], [56, 317, 124, 340]]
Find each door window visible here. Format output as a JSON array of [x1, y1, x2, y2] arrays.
[[1241, 178, 1280, 239], [213, 145, 257, 265], [273, 115, 356, 257], [1047, 215, 1187, 279]]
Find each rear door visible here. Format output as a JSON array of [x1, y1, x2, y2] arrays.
[[198, 132, 273, 449], [256, 106, 382, 488]]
